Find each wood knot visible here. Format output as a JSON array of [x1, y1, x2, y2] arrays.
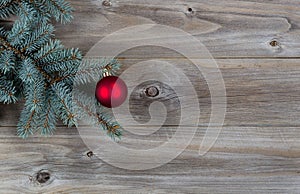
[[35, 170, 51, 184], [86, 151, 94, 158], [145, 86, 159, 97], [102, 0, 111, 7], [185, 7, 195, 17], [269, 40, 279, 47]]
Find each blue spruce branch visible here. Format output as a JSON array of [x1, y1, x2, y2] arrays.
[[0, 0, 19, 18], [73, 90, 122, 139], [0, 75, 17, 103], [0, 0, 123, 138]]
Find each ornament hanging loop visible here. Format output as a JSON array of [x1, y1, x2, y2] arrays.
[[102, 68, 111, 78]]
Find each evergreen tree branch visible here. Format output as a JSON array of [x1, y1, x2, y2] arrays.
[[22, 76, 45, 113], [0, 0, 18, 9], [18, 1, 32, 18], [51, 82, 77, 127], [0, 76, 17, 103], [0, 0, 123, 138], [24, 0, 51, 19], [7, 21, 28, 46], [33, 40, 64, 63], [0, 34, 53, 82], [51, 59, 121, 85], [0, 35, 23, 56], [0, 50, 15, 74], [42, 101, 53, 131], [41, 48, 81, 72], [40, 97, 56, 135], [17, 108, 36, 138], [44, 0, 73, 23], [73, 91, 122, 139], [0, 0, 19, 18], [21, 24, 54, 53]]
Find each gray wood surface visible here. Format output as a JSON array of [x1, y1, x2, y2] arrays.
[[56, 0, 300, 58], [0, 0, 300, 193]]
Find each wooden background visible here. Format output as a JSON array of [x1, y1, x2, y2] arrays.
[[1, 0, 300, 193]]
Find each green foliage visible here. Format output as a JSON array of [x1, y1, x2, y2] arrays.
[[0, 75, 18, 103], [0, 0, 19, 18], [73, 90, 122, 139], [0, 0, 122, 138], [73, 58, 121, 86]]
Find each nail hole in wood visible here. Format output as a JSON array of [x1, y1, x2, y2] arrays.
[[102, 0, 111, 7], [36, 170, 50, 184], [145, 86, 159, 97], [270, 40, 278, 47], [188, 7, 193, 12], [87, 151, 94, 157]]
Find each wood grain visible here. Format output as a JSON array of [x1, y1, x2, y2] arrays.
[[0, 125, 299, 193], [53, 0, 300, 58], [0, 0, 300, 193], [1, 59, 300, 193], [2, 59, 300, 127]]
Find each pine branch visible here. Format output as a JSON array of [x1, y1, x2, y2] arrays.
[[18, 0, 36, 19], [43, 0, 73, 23], [41, 47, 81, 75], [0, 35, 24, 57], [50, 58, 121, 85], [51, 82, 77, 127], [22, 76, 45, 113], [13, 0, 72, 24], [23, 0, 51, 20], [0, 33, 53, 82], [0, 76, 17, 103], [39, 96, 56, 135], [73, 90, 122, 139], [17, 73, 46, 137], [33, 39, 64, 63], [7, 19, 30, 47], [0, 0, 19, 19], [21, 23, 54, 54], [0, 50, 15, 74], [0, 0, 124, 138], [17, 107, 36, 138]]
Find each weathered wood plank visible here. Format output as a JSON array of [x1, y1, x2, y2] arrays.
[[0, 126, 299, 193], [51, 0, 300, 58], [0, 59, 299, 192], [1, 59, 300, 127], [1, 0, 300, 193]]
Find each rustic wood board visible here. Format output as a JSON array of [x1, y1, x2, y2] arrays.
[[0, 0, 300, 193], [54, 0, 300, 58]]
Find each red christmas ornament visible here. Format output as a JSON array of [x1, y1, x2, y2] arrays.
[[95, 76, 128, 108]]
